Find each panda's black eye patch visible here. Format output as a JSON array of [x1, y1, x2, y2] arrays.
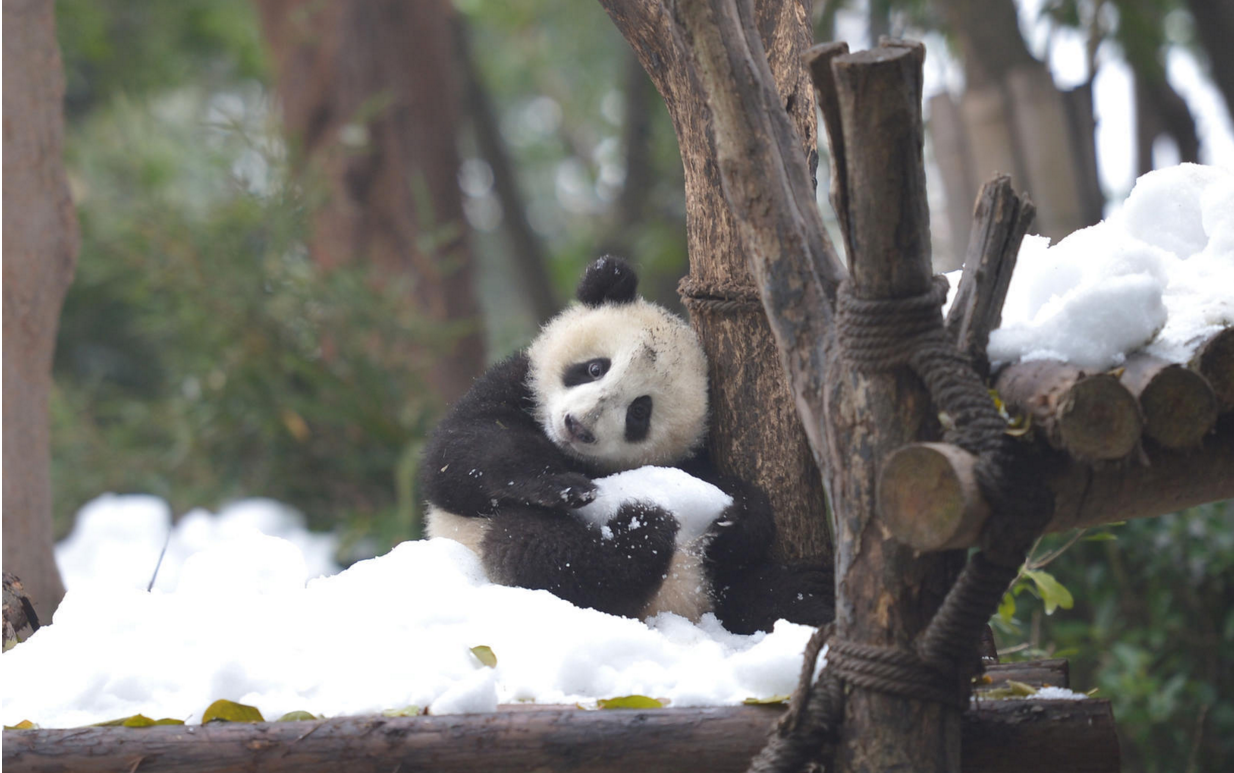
[[563, 358, 611, 387], [625, 395, 653, 442]]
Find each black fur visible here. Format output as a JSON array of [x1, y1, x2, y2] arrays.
[[420, 352, 832, 633], [576, 256, 638, 306], [419, 258, 833, 633]]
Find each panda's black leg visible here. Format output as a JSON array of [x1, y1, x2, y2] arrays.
[[480, 502, 679, 619], [711, 562, 835, 635]]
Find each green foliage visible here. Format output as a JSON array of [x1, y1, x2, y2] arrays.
[[994, 502, 1234, 772], [52, 87, 442, 549], [56, 0, 266, 119]]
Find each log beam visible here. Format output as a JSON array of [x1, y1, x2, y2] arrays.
[[2, 699, 1118, 773], [994, 361, 1142, 461], [881, 413, 1234, 552], [1191, 326, 1234, 408], [1119, 353, 1218, 449]]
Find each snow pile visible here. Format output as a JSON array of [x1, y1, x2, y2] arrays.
[[3, 538, 816, 728], [968, 164, 1234, 370], [577, 466, 732, 545], [1031, 686, 1089, 701], [55, 494, 341, 592]]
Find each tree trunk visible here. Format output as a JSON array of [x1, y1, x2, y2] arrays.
[[2, 0, 77, 622], [1185, 0, 1234, 121], [599, 0, 831, 565], [929, 0, 1102, 243], [453, 15, 559, 326], [255, 0, 484, 404]]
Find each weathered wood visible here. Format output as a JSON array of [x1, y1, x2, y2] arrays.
[[880, 442, 992, 551], [804, 41, 852, 264], [1191, 326, 1234, 408], [1, 700, 1119, 773], [598, 0, 832, 564], [984, 659, 1069, 690], [1119, 353, 1218, 449], [960, 700, 1119, 773], [673, 0, 843, 477], [823, 39, 963, 773], [994, 361, 1142, 461], [945, 174, 1035, 376], [881, 415, 1234, 551]]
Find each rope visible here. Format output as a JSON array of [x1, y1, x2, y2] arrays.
[[678, 276, 763, 315], [747, 625, 843, 773], [749, 275, 1055, 773]]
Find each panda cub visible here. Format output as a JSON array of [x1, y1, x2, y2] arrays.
[[421, 257, 831, 634]]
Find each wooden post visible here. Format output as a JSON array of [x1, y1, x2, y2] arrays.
[[598, 0, 832, 564]]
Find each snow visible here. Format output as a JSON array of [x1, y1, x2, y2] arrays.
[[947, 164, 1234, 370], [5, 496, 817, 728], [1031, 686, 1088, 701], [54, 494, 341, 592], [576, 466, 732, 546]]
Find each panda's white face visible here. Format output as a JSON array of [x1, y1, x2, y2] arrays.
[[527, 299, 708, 472]]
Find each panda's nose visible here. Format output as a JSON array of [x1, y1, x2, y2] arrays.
[[564, 414, 596, 444]]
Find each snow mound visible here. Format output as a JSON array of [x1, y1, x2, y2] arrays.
[[55, 494, 341, 593], [576, 466, 732, 545], [955, 163, 1234, 370], [4, 538, 815, 727]]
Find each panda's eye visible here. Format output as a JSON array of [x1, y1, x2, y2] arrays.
[[625, 395, 653, 442], [563, 358, 611, 387]]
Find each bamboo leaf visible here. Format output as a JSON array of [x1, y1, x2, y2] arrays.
[[202, 699, 265, 723], [597, 695, 664, 709], [470, 645, 497, 668]]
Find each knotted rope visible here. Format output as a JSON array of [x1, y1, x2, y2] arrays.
[[678, 276, 764, 315], [751, 275, 1054, 773]]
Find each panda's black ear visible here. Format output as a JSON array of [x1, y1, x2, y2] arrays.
[[576, 256, 639, 306]]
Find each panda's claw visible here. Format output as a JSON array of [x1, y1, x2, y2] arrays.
[[520, 472, 597, 509]]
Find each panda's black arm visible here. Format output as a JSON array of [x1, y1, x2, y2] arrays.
[[421, 354, 596, 517], [480, 502, 678, 619], [677, 452, 776, 571]]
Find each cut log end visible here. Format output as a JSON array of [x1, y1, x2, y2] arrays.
[[1057, 373, 1143, 460], [880, 443, 989, 552], [996, 362, 1142, 461], [1120, 356, 1219, 449], [1191, 326, 1234, 408]]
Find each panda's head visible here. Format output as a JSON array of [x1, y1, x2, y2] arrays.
[[528, 257, 708, 472]]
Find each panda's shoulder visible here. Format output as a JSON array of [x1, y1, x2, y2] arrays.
[[448, 352, 536, 417]]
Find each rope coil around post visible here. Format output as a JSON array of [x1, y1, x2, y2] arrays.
[[750, 275, 1055, 773], [678, 276, 765, 315]]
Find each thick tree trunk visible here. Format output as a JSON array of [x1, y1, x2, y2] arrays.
[[929, 0, 1102, 243], [2, 0, 77, 622], [255, 0, 484, 403], [599, 0, 831, 564]]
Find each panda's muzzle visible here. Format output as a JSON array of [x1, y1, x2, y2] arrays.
[[563, 413, 596, 444]]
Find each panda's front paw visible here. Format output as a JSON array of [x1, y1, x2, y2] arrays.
[[522, 473, 597, 509]]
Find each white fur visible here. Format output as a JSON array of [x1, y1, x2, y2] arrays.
[[527, 299, 708, 472]]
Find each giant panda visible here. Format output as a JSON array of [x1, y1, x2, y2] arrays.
[[421, 257, 832, 634]]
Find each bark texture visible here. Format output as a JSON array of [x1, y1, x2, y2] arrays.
[[255, 0, 484, 403], [599, 0, 831, 564], [1, 699, 1119, 773], [2, 0, 77, 622]]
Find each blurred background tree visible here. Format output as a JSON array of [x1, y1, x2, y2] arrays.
[[40, 0, 1233, 769]]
